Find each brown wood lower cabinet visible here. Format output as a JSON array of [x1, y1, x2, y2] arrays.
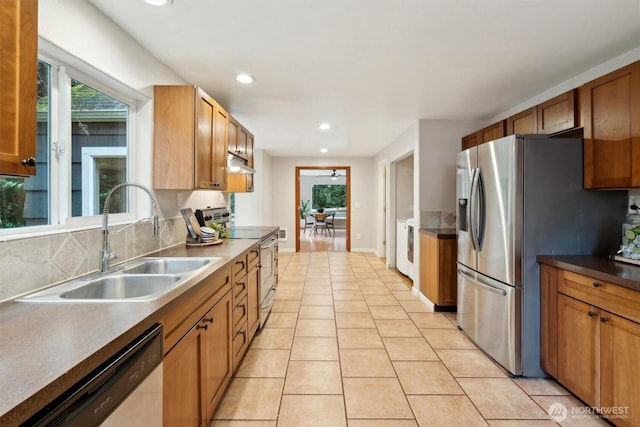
[[540, 264, 640, 426], [164, 289, 232, 426], [419, 230, 457, 309]]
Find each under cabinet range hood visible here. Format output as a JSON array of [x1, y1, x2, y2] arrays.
[[227, 153, 255, 174]]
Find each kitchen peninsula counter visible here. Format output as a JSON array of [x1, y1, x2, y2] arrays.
[[537, 255, 640, 292], [0, 238, 259, 426]]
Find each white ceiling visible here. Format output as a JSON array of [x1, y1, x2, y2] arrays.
[[89, 0, 640, 157]]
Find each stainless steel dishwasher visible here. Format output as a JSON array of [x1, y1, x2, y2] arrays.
[[23, 324, 163, 427]]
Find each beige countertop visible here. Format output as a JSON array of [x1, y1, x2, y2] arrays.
[[0, 238, 259, 426]]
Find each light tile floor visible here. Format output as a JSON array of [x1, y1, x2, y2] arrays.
[[212, 252, 608, 427]]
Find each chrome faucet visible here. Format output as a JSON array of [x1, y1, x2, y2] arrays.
[[100, 182, 160, 274]]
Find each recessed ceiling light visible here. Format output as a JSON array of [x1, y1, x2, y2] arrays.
[[143, 0, 173, 6], [320, 148, 328, 153], [319, 123, 331, 131], [236, 74, 255, 84]]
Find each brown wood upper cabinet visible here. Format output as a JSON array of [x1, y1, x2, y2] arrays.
[[536, 90, 576, 134], [226, 118, 255, 192], [461, 120, 506, 150], [582, 61, 640, 189], [153, 86, 228, 190], [0, 0, 38, 176], [506, 107, 537, 135]]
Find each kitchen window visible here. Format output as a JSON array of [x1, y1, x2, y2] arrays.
[[0, 55, 137, 234]]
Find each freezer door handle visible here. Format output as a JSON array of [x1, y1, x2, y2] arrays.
[[457, 268, 507, 296], [469, 168, 486, 251]]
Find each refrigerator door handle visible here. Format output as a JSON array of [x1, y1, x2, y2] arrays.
[[476, 167, 486, 250], [457, 268, 507, 296], [469, 168, 480, 251]]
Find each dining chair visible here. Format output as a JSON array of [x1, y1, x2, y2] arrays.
[[324, 213, 335, 235], [303, 213, 315, 234], [313, 213, 328, 234]]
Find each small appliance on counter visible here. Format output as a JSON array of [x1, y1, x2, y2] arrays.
[[179, 208, 223, 246], [616, 210, 640, 264]]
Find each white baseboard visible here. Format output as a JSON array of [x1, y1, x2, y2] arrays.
[[412, 287, 435, 311], [350, 247, 376, 253]]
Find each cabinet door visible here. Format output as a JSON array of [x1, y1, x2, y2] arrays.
[[164, 324, 204, 427], [582, 61, 640, 188], [212, 106, 228, 190], [507, 107, 537, 135], [247, 265, 260, 339], [227, 117, 238, 157], [195, 88, 216, 189], [203, 290, 233, 422], [0, 0, 38, 176], [236, 126, 248, 160], [539, 264, 558, 377], [557, 294, 599, 406], [419, 233, 439, 304], [536, 90, 576, 134], [461, 132, 479, 150], [479, 120, 506, 143], [600, 311, 640, 427], [439, 238, 457, 306], [247, 133, 255, 168]]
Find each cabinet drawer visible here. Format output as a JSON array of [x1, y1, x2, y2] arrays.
[[233, 277, 248, 305], [232, 322, 248, 361], [248, 245, 260, 271], [558, 270, 640, 324], [232, 255, 248, 281], [233, 296, 248, 332]]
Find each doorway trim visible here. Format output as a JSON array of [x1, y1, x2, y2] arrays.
[[295, 166, 351, 252]]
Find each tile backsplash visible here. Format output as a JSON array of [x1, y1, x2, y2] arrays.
[[0, 218, 186, 302], [420, 210, 456, 229]]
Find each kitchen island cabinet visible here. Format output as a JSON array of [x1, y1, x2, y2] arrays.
[[153, 85, 228, 190], [539, 256, 640, 426], [419, 229, 457, 310], [0, 0, 38, 176], [581, 60, 640, 189]]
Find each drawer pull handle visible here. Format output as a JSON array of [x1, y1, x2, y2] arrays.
[[237, 303, 246, 309], [236, 260, 245, 268], [205, 317, 214, 323], [235, 330, 246, 339], [197, 324, 208, 330], [588, 311, 597, 317], [600, 317, 609, 323], [592, 282, 602, 288]]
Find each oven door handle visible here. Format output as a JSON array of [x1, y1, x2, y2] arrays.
[[261, 236, 278, 250], [260, 287, 277, 309]]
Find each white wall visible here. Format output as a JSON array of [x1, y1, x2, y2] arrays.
[[395, 155, 414, 218], [234, 149, 273, 226], [418, 120, 482, 213], [268, 156, 376, 252]]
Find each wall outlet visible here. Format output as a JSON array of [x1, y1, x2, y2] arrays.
[[176, 192, 183, 207], [356, 233, 361, 240]]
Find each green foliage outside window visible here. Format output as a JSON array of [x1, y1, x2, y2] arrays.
[[312, 185, 346, 210]]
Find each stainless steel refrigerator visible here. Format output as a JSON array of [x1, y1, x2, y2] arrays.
[[456, 134, 625, 377]]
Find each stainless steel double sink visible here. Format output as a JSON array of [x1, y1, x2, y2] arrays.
[[17, 257, 221, 303]]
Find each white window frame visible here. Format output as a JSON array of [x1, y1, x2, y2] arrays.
[[81, 147, 128, 216], [0, 40, 149, 240]]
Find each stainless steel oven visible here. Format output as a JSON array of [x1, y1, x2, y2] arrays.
[[259, 233, 278, 327]]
